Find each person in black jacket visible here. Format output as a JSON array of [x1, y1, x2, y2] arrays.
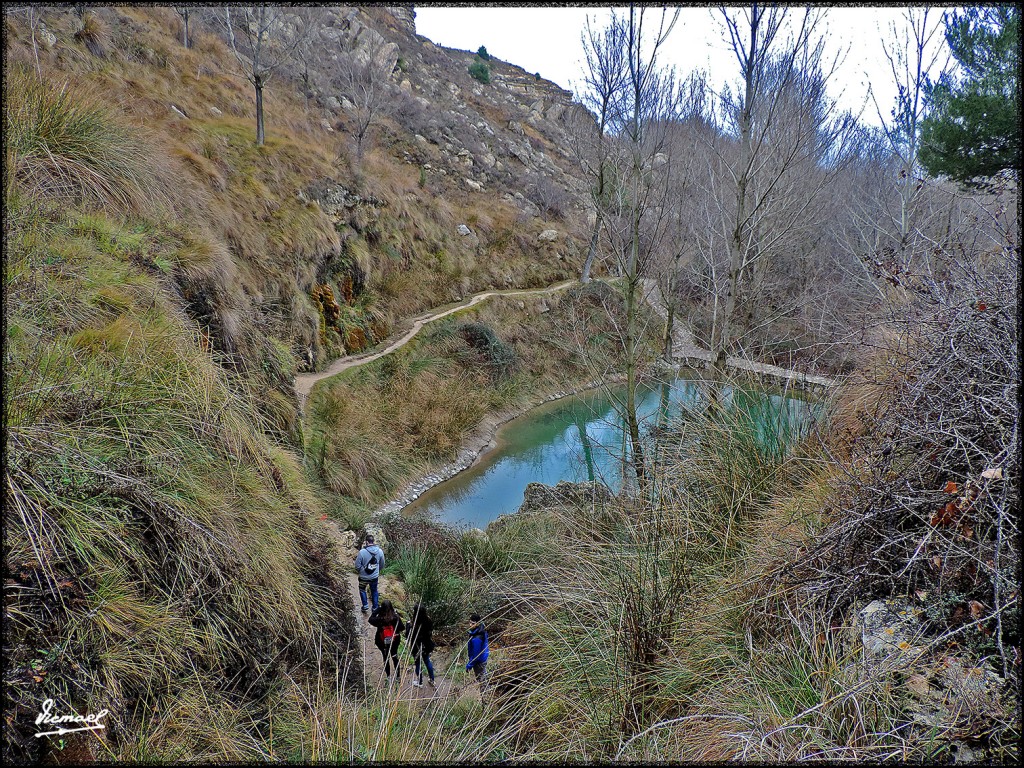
[[368, 600, 405, 682], [406, 603, 436, 688]]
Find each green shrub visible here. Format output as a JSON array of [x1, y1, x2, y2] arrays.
[[456, 321, 516, 381], [468, 60, 490, 85], [476, 45, 490, 61], [386, 543, 466, 628]]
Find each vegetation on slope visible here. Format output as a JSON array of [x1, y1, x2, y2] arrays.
[[3, 66, 361, 761], [4, 4, 1018, 764], [307, 280, 652, 513]]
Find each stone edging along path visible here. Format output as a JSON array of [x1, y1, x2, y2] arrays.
[[372, 375, 624, 519]]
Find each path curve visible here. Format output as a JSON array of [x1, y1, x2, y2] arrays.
[[295, 280, 577, 412]]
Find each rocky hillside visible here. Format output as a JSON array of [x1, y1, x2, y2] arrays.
[[5, 5, 597, 430]]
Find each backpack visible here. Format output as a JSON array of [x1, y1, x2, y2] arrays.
[[382, 623, 396, 647], [365, 551, 378, 575]]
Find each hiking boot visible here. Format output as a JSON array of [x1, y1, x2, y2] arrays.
[[412, 681, 422, 688], [361, 606, 369, 612], [428, 679, 436, 688]]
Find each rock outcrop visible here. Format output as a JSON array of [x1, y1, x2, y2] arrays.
[[385, 5, 416, 34]]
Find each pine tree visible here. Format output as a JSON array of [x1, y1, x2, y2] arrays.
[[919, 7, 1020, 186]]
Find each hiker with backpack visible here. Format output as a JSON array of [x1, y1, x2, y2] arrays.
[[406, 603, 436, 688], [465, 613, 489, 686], [354, 534, 385, 612], [368, 600, 405, 682]]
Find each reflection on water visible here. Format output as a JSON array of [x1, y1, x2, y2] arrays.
[[406, 377, 816, 528]]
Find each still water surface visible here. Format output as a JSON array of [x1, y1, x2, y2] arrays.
[[406, 376, 816, 528]]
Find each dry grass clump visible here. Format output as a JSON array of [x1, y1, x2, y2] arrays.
[[74, 11, 108, 58], [5, 66, 173, 215]]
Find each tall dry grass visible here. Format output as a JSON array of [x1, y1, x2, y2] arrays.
[[4, 162, 356, 765], [5, 66, 173, 215]]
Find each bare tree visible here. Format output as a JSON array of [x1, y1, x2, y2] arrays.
[[587, 7, 682, 490], [569, 15, 628, 283], [869, 8, 950, 270], [173, 6, 191, 49], [699, 6, 858, 377], [288, 6, 327, 114], [218, 5, 310, 146], [332, 30, 396, 164], [649, 81, 711, 363]]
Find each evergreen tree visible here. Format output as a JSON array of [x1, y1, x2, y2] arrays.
[[919, 6, 1020, 186]]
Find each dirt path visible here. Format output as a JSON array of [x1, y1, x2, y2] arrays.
[[295, 280, 577, 413], [640, 278, 838, 389], [321, 519, 480, 706]]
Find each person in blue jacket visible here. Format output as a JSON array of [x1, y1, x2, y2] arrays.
[[465, 613, 489, 684]]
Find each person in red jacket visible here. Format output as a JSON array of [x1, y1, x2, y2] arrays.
[[368, 600, 405, 683]]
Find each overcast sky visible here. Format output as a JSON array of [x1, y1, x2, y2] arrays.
[[415, 5, 957, 129]]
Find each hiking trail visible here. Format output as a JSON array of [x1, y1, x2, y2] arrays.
[[295, 280, 577, 413], [296, 278, 835, 417], [321, 518, 481, 707]]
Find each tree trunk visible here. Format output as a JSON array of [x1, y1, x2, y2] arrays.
[[662, 303, 675, 363], [255, 80, 265, 146], [713, 7, 758, 380], [624, 207, 646, 489], [183, 12, 190, 49], [581, 209, 603, 283]]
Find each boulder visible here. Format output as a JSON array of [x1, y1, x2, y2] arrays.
[[385, 5, 417, 35], [854, 599, 927, 661], [516, 481, 613, 517], [463, 178, 484, 192], [457, 224, 472, 236], [546, 102, 565, 122], [538, 229, 560, 243], [38, 22, 57, 48]]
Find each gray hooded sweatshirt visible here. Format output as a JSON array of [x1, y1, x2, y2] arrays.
[[355, 545, 385, 581]]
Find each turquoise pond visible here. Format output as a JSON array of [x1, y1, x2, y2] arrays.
[[405, 376, 819, 528]]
